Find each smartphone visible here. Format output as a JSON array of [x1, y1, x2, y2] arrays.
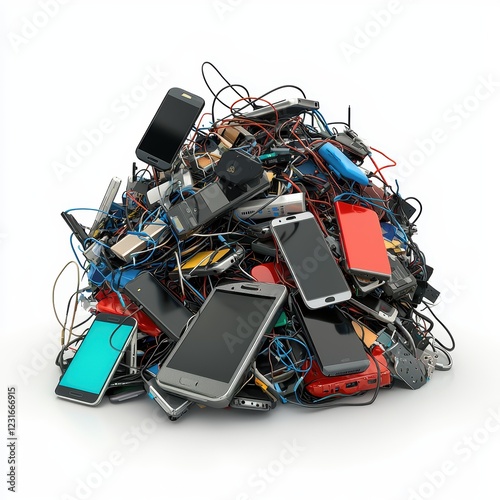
[[156, 282, 288, 408], [292, 294, 369, 377], [61, 211, 88, 247], [145, 378, 193, 421], [334, 201, 391, 280], [170, 245, 245, 279], [55, 313, 138, 406], [123, 272, 193, 341], [136, 87, 205, 171], [270, 211, 351, 309], [107, 384, 146, 404], [303, 348, 392, 397], [349, 294, 398, 323]]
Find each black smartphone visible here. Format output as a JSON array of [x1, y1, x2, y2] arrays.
[[55, 313, 138, 406], [136, 87, 205, 171], [123, 272, 193, 342], [293, 294, 369, 377], [270, 212, 351, 309]]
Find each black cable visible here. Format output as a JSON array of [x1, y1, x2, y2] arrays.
[[210, 83, 254, 124], [405, 196, 423, 224], [201, 61, 253, 108], [210, 84, 308, 129], [421, 300, 455, 352], [55, 332, 90, 373]]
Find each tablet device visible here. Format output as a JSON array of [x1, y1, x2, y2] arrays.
[[156, 282, 287, 408]]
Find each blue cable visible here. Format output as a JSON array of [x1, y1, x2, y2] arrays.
[[269, 336, 313, 376], [312, 109, 333, 136], [137, 207, 161, 230], [181, 277, 205, 303], [267, 335, 313, 406], [233, 212, 255, 226], [82, 237, 111, 250], [69, 234, 87, 270]]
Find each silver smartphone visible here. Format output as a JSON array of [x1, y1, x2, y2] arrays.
[[270, 212, 351, 309], [156, 282, 288, 408], [145, 378, 193, 421]]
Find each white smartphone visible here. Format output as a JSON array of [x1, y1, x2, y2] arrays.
[[270, 211, 352, 309], [156, 282, 288, 408], [55, 313, 138, 406]]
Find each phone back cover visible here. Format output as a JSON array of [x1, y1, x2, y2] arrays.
[[123, 272, 192, 341], [334, 201, 391, 280]]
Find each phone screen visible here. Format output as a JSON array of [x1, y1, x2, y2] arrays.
[[165, 290, 275, 383], [138, 93, 201, 165], [58, 317, 135, 395], [272, 214, 351, 306], [294, 295, 369, 376]]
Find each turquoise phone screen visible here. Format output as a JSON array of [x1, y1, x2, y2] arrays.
[[59, 320, 134, 394]]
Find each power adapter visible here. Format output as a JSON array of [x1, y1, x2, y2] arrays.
[[110, 219, 169, 262]]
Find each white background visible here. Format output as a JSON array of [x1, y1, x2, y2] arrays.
[[2, 1, 499, 499]]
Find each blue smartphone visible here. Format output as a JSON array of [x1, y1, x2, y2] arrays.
[[55, 313, 137, 406]]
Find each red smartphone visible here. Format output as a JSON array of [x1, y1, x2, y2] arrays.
[[303, 347, 392, 397], [334, 201, 391, 280]]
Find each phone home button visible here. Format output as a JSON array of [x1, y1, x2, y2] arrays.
[[179, 377, 198, 387], [325, 296, 336, 303]]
